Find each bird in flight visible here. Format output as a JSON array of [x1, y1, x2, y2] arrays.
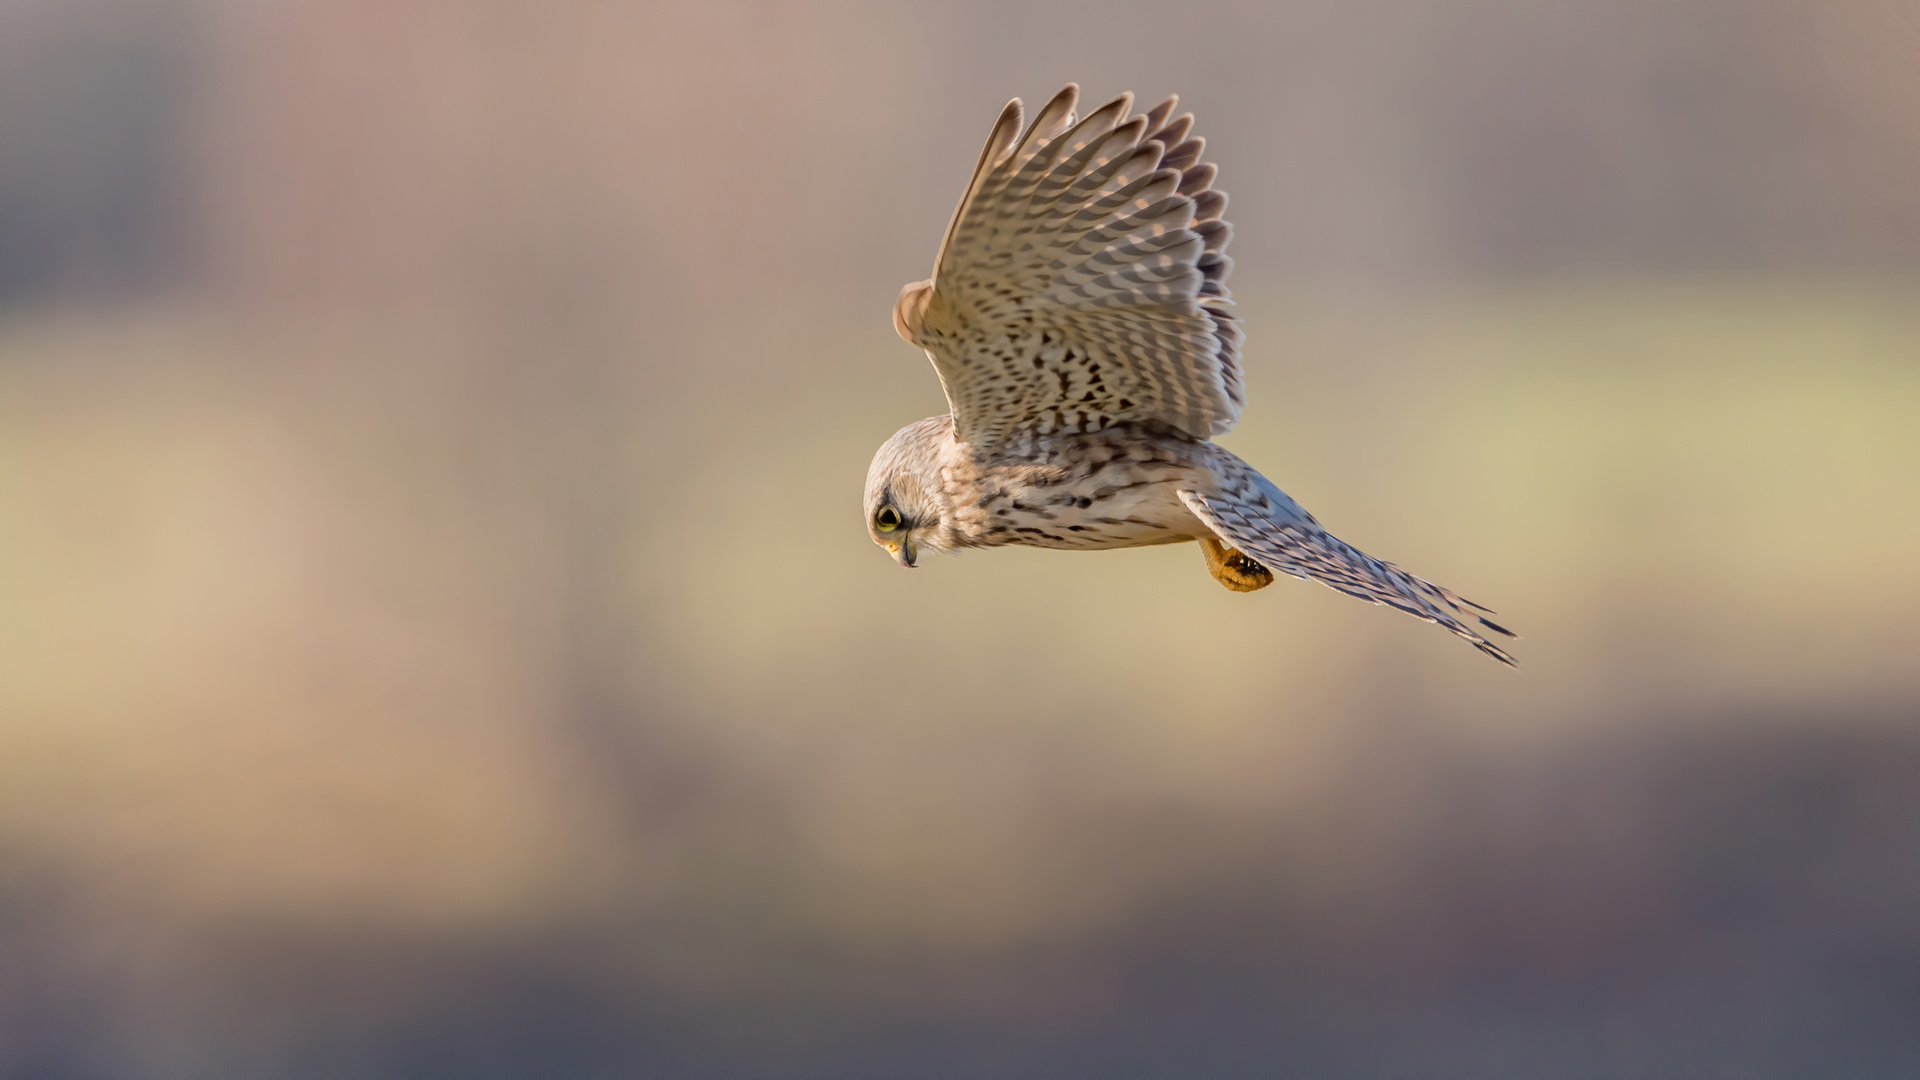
[[865, 84, 1517, 665]]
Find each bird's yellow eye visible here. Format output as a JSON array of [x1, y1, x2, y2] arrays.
[[875, 507, 902, 532]]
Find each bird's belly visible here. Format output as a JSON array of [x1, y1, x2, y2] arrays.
[[989, 476, 1202, 551]]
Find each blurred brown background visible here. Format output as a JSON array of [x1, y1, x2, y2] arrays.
[[2, 1, 1918, 1077]]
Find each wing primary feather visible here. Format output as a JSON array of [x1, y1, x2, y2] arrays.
[[1025, 95, 1137, 211], [1140, 95, 1178, 133], [1056, 120, 1150, 202], [1177, 162, 1217, 197], [1015, 124, 1158, 276], [1051, 195, 1196, 282], [931, 98, 1025, 276], [1161, 135, 1205, 170], [1012, 84, 1080, 164], [1198, 252, 1234, 285], [957, 86, 1089, 281], [1064, 93, 1134, 151], [1150, 113, 1195, 149], [1193, 219, 1232, 253], [998, 90, 1085, 217], [1049, 156, 1174, 250]]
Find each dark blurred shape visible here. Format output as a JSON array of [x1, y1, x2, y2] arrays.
[[4, 714, 1915, 1079], [0, 0, 198, 308]]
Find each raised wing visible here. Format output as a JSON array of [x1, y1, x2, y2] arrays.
[[894, 85, 1244, 449], [1179, 489, 1520, 666]]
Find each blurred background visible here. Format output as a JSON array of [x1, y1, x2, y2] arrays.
[[2, 1, 1918, 1076]]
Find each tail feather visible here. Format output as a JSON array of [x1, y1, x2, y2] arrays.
[[1178, 489, 1520, 667]]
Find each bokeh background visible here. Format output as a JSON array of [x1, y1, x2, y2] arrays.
[[3, 1, 1918, 1076]]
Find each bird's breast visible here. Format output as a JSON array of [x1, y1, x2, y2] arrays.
[[949, 441, 1216, 551]]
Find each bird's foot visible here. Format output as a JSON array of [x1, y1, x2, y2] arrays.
[[1198, 536, 1275, 592]]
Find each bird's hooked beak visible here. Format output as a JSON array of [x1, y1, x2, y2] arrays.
[[886, 536, 917, 568]]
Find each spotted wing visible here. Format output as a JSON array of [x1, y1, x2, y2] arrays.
[[894, 84, 1244, 449], [1179, 490, 1520, 666]]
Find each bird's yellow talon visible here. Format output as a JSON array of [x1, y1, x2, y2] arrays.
[[1198, 536, 1274, 592]]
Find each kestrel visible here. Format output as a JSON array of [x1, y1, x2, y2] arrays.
[[865, 84, 1518, 665]]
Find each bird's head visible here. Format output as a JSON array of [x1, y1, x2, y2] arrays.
[[864, 415, 957, 569]]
